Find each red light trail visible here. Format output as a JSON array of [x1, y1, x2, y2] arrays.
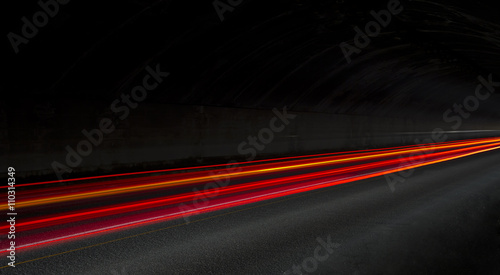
[[2, 137, 500, 254]]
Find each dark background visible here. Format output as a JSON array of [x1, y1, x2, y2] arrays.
[[2, 0, 500, 181], [2, 1, 500, 274]]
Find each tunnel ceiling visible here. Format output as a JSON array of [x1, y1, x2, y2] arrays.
[[3, 0, 500, 119]]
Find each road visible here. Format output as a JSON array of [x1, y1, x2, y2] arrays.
[[2, 141, 500, 274]]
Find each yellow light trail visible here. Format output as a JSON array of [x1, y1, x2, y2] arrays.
[[10, 137, 500, 210]]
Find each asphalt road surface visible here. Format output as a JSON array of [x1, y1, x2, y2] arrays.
[[4, 150, 500, 274]]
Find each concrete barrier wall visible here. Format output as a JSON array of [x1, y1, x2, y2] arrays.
[[2, 103, 499, 180]]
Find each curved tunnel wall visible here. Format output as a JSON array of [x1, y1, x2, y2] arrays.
[[3, 0, 500, 180]]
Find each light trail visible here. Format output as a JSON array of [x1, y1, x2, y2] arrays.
[[9, 137, 500, 210], [9, 137, 496, 189], [6, 139, 500, 232], [2, 137, 500, 254]]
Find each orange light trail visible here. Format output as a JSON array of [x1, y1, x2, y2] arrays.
[[10, 137, 500, 210], [2, 137, 500, 254]]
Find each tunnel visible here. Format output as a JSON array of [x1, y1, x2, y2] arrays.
[[2, 0, 500, 273]]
